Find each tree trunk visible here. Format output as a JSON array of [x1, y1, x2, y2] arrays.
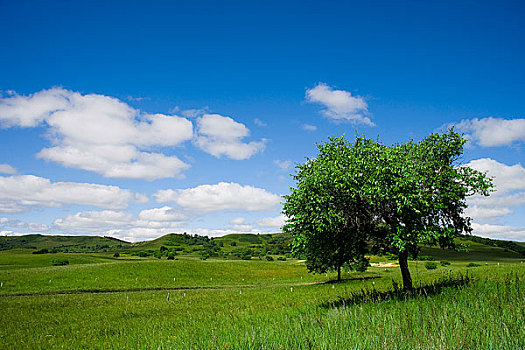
[[398, 250, 412, 290], [337, 265, 341, 281]]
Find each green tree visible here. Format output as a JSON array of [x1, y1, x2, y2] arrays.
[[283, 131, 492, 288], [283, 136, 380, 280], [372, 132, 492, 289]]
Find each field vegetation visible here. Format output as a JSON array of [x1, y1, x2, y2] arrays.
[[0, 233, 524, 349]]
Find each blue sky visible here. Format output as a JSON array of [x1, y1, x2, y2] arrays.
[[1, 0, 524, 242]]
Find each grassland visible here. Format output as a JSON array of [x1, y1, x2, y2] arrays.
[[0, 235, 524, 349]]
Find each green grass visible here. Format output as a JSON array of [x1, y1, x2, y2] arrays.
[[0, 262, 523, 349], [0, 243, 524, 349]]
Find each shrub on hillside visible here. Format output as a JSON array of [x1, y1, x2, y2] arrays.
[[419, 255, 434, 261], [113, 252, 120, 258], [32, 248, 49, 254], [52, 258, 69, 266], [425, 261, 438, 270], [266, 255, 274, 261], [440, 260, 451, 266], [277, 256, 286, 261]]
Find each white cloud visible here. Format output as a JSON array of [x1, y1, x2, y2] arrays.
[[0, 88, 69, 127], [471, 223, 525, 241], [464, 158, 525, 224], [0, 88, 193, 180], [38, 147, 190, 181], [468, 192, 525, 207], [466, 158, 525, 194], [305, 83, 374, 126], [301, 124, 317, 131], [0, 174, 145, 210], [232, 224, 254, 231], [0, 164, 16, 175], [28, 223, 50, 232], [464, 206, 513, 220], [254, 118, 267, 127], [154, 182, 281, 213], [274, 160, 291, 171], [126, 95, 150, 102], [229, 217, 246, 225], [229, 217, 253, 231], [54, 210, 134, 231], [257, 214, 287, 228], [54, 208, 186, 242], [195, 114, 266, 160], [454, 117, 525, 147], [0, 218, 49, 232], [0, 200, 27, 213], [138, 206, 186, 222], [181, 107, 209, 118]]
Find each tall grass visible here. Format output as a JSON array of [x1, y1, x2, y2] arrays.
[[0, 259, 523, 349]]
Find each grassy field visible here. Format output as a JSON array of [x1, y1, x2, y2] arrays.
[[0, 239, 524, 349]]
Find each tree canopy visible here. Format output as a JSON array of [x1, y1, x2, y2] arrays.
[[283, 131, 492, 289]]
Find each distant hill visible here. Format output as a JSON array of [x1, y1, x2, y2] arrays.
[[0, 234, 131, 252], [1, 232, 523, 260]]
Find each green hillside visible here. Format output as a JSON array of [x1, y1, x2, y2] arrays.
[[1, 232, 523, 263], [420, 240, 524, 262], [0, 234, 130, 252]]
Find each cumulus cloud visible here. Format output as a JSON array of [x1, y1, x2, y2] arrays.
[[228, 217, 254, 231], [195, 114, 266, 160], [453, 117, 525, 147], [274, 160, 291, 171], [257, 214, 287, 228], [301, 124, 317, 131], [229, 217, 246, 225], [0, 88, 193, 180], [0, 217, 49, 232], [138, 206, 187, 222], [464, 206, 513, 220], [467, 158, 525, 194], [464, 158, 525, 225], [305, 83, 374, 126], [154, 182, 281, 213], [0, 164, 16, 175], [0, 174, 146, 211], [0, 200, 27, 213], [470, 222, 525, 241], [54, 207, 186, 241], [54, 211, 134, 231], [181, 107, 209, 118], [253, 118, 267, 127]]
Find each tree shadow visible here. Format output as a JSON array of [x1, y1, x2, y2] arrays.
[[322, 272, 472, 309], [321, 276, 382, 285]]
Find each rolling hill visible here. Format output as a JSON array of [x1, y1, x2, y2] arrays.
[[1, 232, 523, 262]]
